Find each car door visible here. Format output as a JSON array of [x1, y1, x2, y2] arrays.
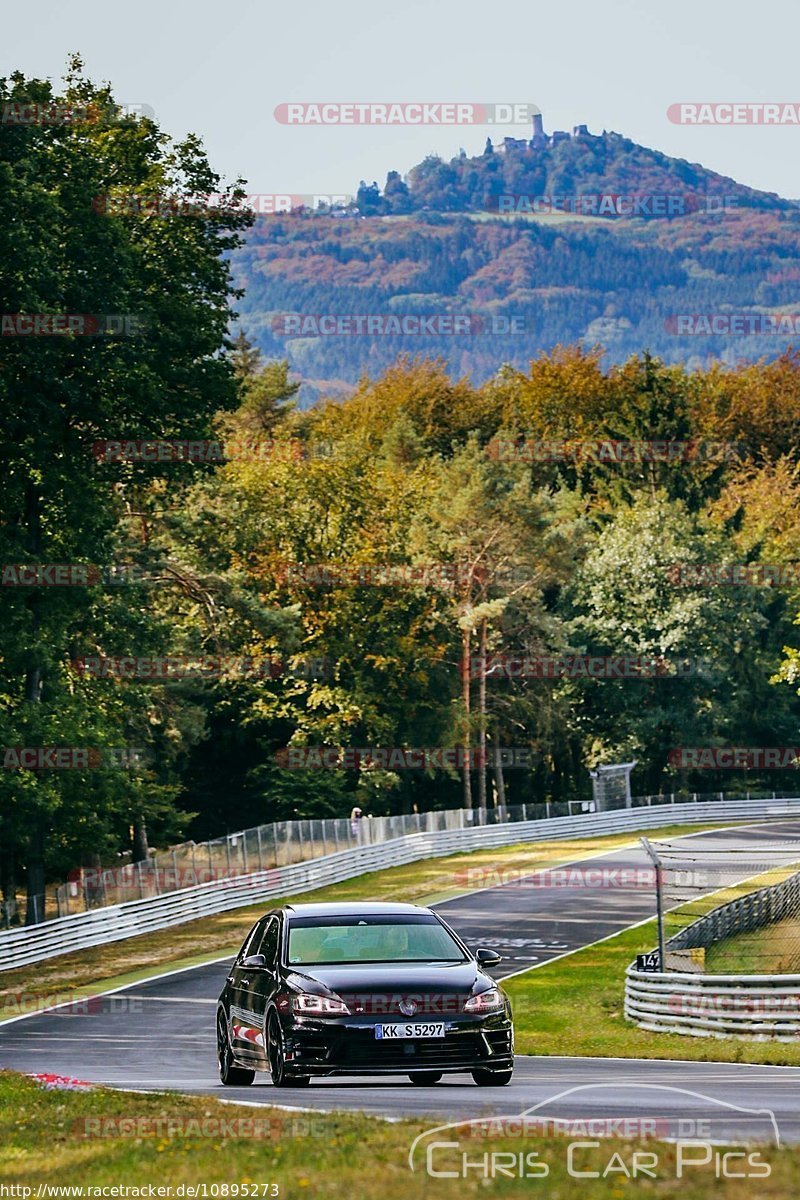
[[249, 915, 282, 1035], [236, 915, 281, 1065], [227, 917, 268, 1063]]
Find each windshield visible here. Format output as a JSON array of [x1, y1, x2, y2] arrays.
[[286, 913, 467, 965]]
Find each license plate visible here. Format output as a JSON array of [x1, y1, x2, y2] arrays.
[[375, 1022, 445, 1039]]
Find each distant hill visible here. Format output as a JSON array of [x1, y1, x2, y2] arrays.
[[229, 121, 800, 404], [363, 124, 793, 218]]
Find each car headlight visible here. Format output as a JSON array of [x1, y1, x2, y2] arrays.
[[291, 992, 350, 1015], [464, 988, 504, 1013]]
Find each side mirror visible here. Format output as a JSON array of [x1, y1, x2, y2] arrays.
[[242, 953, 268, 969], [475, 947, 502, 968]]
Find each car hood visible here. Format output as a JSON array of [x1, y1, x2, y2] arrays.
[[285, 960, 492, 996]]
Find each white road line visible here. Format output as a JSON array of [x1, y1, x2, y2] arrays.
[[120, 995, 217, 1004]]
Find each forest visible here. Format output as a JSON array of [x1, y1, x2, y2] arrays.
[[4, 64, 800, 919]]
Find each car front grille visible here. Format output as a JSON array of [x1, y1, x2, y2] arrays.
[[334, 1029, 494, 1070]]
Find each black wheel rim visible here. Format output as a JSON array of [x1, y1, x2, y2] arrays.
[[217, 1015, 229, 1073], [268, 1017, 283, 1079]]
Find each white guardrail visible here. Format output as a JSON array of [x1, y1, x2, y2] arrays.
[[625, 968, 800, 1040], [626, 847, 800, 1041], [2, 796, 799, 972]]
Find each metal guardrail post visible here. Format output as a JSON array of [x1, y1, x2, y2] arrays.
[[641, 837, 665, 972]]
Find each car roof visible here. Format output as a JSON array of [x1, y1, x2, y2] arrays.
[[282, 901, 428, 917]]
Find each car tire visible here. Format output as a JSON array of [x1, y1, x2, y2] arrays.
[[268, 1012, 311, 1087], [217, 1011, 255, 1087], [408, 1071, 443, 1085], [472, 1068, 513, 1087]]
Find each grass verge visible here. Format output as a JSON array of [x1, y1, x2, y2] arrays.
[[0, 1070, 795, 1196], [706, 914, 800, 974]]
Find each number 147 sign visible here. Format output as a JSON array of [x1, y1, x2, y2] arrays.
[[636, 951, 661, 972]]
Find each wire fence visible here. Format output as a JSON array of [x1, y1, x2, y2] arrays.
[[4, 787, 798, 928], [642, 828, 800, 973]]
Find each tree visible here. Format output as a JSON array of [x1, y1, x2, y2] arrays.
[[230, 330, 262, 380], [220, 360, 299, 439], [408, 439, 576, 807], [0, 57, 252, 919], [566, 493, 791, 792]]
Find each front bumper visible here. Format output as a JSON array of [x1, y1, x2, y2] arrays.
[[280, 1011, 514, 1075]]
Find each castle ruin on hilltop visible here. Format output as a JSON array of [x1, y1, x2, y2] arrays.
[[497, 112, 594, 153]]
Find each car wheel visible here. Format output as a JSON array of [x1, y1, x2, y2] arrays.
[[408, 1072, 443, 1085], [472, 1068, 513, 1087], [268, 1012, 311, 1087], [217, 1011, 255, 1086]]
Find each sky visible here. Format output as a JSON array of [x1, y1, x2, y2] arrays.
[[3, 0, 799, 200]]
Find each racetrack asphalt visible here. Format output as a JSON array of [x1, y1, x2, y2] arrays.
[[2, 819, 800, 1141]]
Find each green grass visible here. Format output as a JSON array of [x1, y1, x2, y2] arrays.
[[0, 1070, 796, 1197], [706, 914, 800, 975]]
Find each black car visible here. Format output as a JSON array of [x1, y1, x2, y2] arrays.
[[216, 901, 514, 1087]]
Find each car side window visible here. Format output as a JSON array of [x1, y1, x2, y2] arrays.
[[239, 918, 267, 963], [259, 917, 280, 968]]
